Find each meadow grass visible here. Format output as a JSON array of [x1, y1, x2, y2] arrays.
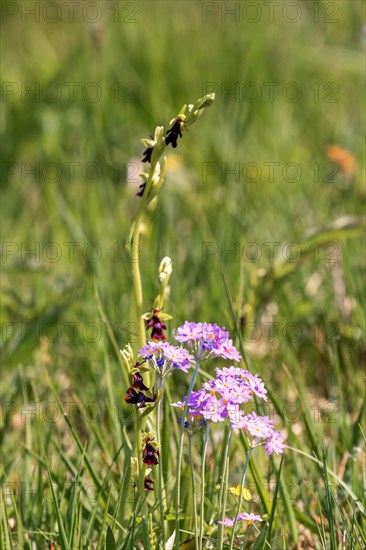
[[1, 1, 365, 548]]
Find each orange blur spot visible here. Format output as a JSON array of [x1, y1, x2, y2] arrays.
[[326, 144, 356, 177]]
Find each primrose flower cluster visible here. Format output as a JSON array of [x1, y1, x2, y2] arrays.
[[128, 321, 242, 389], [219, 512, 262, 527], [172, 365, 285, 455], [175, 321, 241, 362], [125, 321, 284, 454], [124, 321, 285, 503], [138, 341, 194, 376]]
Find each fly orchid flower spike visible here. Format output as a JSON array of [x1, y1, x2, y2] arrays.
[[138, 94, 215, 198]]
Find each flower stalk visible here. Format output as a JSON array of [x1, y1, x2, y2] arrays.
[[174, 359, 201, 548], [229, 448, 253, 550], [217, 426, 233, 549], [155, 374, 166, 548], [199, 421, 211, 550], [188, 435, 199, 550]]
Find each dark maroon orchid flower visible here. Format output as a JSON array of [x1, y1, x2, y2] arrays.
[[142, 437, 160, 465], [146, 308, 167, 341], [165, 118, 184, 148], [136, 182, 146, 197], [144, 477, 154, 491], [142, 146, 154, 163], [124, 387, 156, 409], [132, 372, 149, 391]]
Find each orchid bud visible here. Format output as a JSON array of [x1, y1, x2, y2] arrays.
[[120, 344, 134, 373], [159, 256, 173, 283]]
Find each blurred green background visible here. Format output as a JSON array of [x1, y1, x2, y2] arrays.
[[1, 0, 365, 547], [2, 0, 364, 381]]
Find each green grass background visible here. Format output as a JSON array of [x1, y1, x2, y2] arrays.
[[1, 0, 365, 548]]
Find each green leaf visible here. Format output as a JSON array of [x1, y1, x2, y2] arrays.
[[44, 450, 70, 550], [105, 526, 116, 550], [266, 455, 284, 544], [251, 525, 268, 550]]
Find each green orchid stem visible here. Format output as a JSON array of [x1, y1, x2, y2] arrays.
[[130, 210, 151, 538], [129, 154, 160, 338], [156, 377, 166, 549], [175, 359, 201, 550], [188, 436, 199, 550], [136, 414, 149, 542], [129, 158, 164, 527], [199, 421, 211, 550], [229, 447, 253, 550], [217, 426, 233, 550], [131, 210, 146, 344]]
